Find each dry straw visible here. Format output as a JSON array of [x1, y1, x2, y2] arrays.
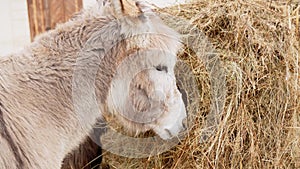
[[101, 0, 300, 168]]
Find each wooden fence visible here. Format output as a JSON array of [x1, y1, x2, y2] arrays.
[[27, 0, 83, 41]]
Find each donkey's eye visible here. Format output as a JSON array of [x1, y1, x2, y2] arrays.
[[155, 65, 168, 73]]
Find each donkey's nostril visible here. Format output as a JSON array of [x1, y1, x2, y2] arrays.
[[164, 129, 172, 138], [182, 118, 188, 130]]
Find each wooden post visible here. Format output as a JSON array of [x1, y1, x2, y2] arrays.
[[27, 0, 83, 41]]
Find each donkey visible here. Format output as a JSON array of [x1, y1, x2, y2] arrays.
[[0, 0, 186, 168]]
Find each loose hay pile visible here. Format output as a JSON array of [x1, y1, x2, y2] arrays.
[[100, 0, 300, 168]]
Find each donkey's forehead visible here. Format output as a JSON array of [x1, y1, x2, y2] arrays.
[[147, 52, 177, 68], [125, 49, 177, 70], [122, 33, 181, 57]]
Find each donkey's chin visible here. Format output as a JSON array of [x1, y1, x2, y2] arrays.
[[151, 101, 187, 140], [153, 99, 187, 140]]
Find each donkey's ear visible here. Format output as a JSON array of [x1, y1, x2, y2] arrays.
[[111, 0, 140, 18], [96, 0, 108, 7], [135, 1, 152, 13], [96, 0, 112, 15], [111, 0, 153, 18]]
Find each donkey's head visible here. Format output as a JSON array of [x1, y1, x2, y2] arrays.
[[98, 0, 186, 140]]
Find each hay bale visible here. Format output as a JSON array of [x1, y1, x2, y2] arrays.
[[100, 0, 300, 168]]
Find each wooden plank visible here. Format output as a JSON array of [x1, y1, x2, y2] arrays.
[[27, 0, 46, 41], [49, 0, 65, 29], [27, 0, 83, 41], [64, 0, 83, 21]]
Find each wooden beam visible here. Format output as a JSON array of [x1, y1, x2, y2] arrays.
[[27, 0, 83, 41]]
